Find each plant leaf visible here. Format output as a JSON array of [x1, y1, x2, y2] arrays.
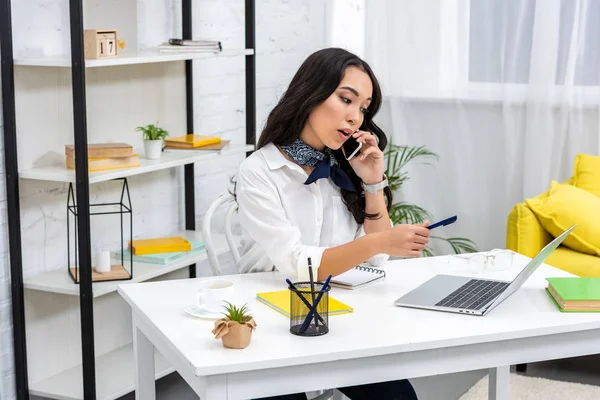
[[389, 202, 432, 225], [421, 248, 434, 257], [430, 236, 478, 254]]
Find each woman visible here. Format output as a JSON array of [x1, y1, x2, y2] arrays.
[[235, 48, 430, 400]]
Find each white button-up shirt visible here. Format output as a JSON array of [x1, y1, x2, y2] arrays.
[[235, 142, 389, 280]]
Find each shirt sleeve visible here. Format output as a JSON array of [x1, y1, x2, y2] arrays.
[[354, 222, 391, 267], [236, 165, 326, 280]]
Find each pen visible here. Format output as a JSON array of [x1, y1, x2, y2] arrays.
[[427, 215, 457, 230], [286, 278, 326, 326], [299, 274, 332, 334], [307, 257, 319, 328]]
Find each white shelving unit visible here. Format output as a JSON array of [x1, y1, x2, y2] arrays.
[[2, 1, 257, 398], [29, 344, 173, 400], [20, 144, 254, 184], [14, 48, 254, 68]]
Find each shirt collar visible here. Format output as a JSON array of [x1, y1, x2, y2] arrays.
[[261, 142, 294, 171]]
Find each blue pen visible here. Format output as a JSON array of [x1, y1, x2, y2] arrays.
[[427, 215, 457, 230], [299, 274, 333, 334], [307, 258, 319, 328]]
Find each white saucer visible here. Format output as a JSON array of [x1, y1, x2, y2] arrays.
[[184, 305, 223, 320]]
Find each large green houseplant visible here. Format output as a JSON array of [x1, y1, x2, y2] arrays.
[[384, 143, 477, 256]]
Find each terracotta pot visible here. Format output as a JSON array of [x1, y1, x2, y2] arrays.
[[212, 318, 257, 349]]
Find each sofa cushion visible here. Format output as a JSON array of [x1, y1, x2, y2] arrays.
[[574, 153, 600, 198], [506, 202, 552, 258], [546, 246, 600, 277], [526, 180, 600, 256]]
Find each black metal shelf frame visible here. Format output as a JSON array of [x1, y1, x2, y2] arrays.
[[0, 0, 256, 398]]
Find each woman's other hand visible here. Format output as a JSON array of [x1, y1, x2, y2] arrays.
[[378, 221, 431, 257], [348, 130, 385, 185]]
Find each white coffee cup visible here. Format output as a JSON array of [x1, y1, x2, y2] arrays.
[[196, 279, 234, 313]]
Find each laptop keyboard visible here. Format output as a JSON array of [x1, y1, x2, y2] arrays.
[[435, 279, 510, 310]]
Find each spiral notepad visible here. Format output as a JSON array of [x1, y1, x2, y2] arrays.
[[330, 265, 386, 289]]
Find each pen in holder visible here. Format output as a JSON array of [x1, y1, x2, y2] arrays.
[[288, 280, 330, 336]]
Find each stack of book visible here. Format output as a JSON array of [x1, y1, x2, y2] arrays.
[[65, 143, 139, 172], [546, 277, 600, 312], [163, 134, 229, 152], [115, 239, 204, 265], [158, 38, 222, 53], [129, 236, 192, 255]]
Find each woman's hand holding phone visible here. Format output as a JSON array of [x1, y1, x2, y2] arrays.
[[345, 130, 384, 185], [377, 222, 431, 258]]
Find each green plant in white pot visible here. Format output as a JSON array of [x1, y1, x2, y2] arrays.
[[135, 123, 169, 160]]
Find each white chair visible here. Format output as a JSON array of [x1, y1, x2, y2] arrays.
[[202, 192, 240, 276], [201, 192, 342, 400]]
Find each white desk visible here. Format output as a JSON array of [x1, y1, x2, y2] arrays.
[[117, 253, 600, 400]]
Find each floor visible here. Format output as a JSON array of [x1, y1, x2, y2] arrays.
[[112, 355, 600, 400]]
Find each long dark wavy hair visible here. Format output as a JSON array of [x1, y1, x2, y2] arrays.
[[256, 47, 392, 224]]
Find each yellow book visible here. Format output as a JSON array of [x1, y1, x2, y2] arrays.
[[256, 290, 353, 318], [128, 236, 191, 255], [164, 134, 221, 148]]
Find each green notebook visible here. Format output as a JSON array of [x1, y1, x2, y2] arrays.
[[546, 277, 600, 300], [546, 277, 600, 312]]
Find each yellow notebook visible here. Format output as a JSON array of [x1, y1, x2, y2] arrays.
[[256, 290, 353, 318], [164, 134, 221, 148], [128, 236, 191, 255]]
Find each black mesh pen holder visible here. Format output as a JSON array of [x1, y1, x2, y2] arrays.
[[289, 281, 330, 337]]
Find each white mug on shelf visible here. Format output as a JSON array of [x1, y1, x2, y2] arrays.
[[95, 250, 111, 274], [196, 279, 234, 313]]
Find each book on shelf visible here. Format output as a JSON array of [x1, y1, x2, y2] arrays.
[[65, 154, 139, 172], [158, 39, 222, 53], [128, 236, 192, 255], [163, 134, 222, 149], [546, 277, 600, 312], [163, 140, 230, 153], [113, 241, 205, 265], [65, 143, 133, 158]]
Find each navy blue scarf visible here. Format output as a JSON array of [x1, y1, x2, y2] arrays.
[[279, 139, 356, 192]]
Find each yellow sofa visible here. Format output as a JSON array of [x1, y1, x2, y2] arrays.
[[506, 174, 600, 277]]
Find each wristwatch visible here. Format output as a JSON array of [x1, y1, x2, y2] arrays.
[[361, 174, 388, 194]]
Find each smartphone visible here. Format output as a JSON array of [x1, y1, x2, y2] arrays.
[[342, 137, 362, 161], [427, 215, 457, 230]]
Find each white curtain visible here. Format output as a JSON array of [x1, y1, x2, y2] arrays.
[[344, 0, 600, 253]]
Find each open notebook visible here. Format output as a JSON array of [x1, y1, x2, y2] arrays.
[[330, 265, 386, 290]]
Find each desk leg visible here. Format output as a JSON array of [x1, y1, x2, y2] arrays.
[[133, 318, 156, 400], [488, 365, 509, 400]]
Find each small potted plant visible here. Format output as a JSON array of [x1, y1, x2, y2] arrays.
[[135, 122, 169, 160], [212, 302, 256, 349]]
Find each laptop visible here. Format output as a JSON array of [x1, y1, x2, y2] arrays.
[[393, 224, 576, 316]]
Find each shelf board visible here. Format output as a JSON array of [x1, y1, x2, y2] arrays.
[[23, 230, 229, 298], [14, 48, 254, 68], [29, 343, 173, 400], [19, 144, 254, 184]]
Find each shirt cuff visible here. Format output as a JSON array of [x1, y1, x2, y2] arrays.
[[296, 246, 327, 282]]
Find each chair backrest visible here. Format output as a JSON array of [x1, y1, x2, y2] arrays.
[[202, 192, 240, 275]]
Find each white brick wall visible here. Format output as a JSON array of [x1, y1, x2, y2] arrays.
[[1, 1, 326, 398]]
